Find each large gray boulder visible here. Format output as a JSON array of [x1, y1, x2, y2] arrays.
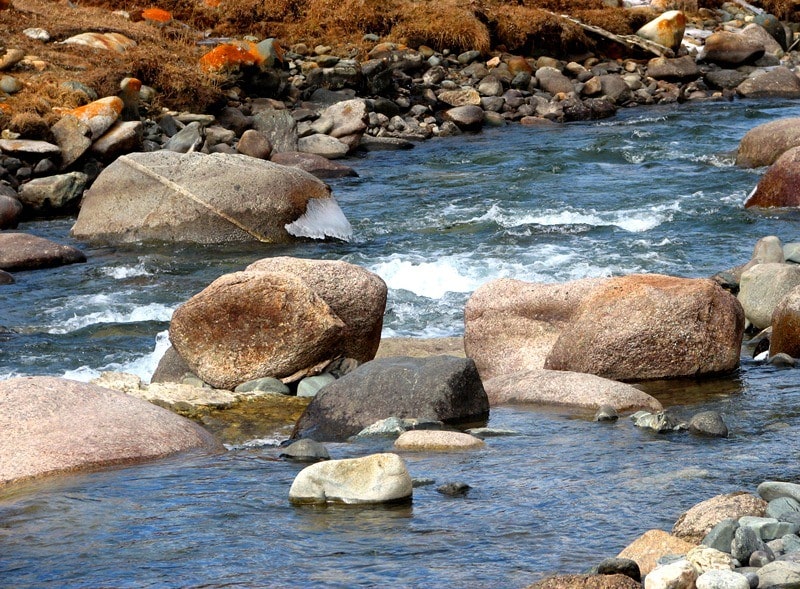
[[464, 277, 603, 381], [703, 31, 765, 67], [245, 257, 386, 363], [484, 369, 662, 413], [544, 274, 744, 382], [738, 263, 800, 329], [169, 270, 346, 389], [292, 356, 490, 442], [71, 151, 351, 244], [736, 118, 800, 168], [0, 376, 222, 487]]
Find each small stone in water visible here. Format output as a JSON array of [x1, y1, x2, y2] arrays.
[[412, 477, 435, 488], [594, 405, 619, 422], [688, 411, 729, 438], [769, 353, 797, 368], [279, 439, 330, 463], [464, 427, 518, 438], [437, 482, 471, 497]]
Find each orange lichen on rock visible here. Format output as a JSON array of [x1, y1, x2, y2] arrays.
[[67, 96, 124, 122], [142, 7, 173, 24], [199, 42, 261, 72], [203, 0, 222, 6]]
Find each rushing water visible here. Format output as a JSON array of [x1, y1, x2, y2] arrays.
[[2, 99, 800, 588]]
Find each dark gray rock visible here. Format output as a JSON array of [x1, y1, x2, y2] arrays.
[[703, 518, 740, 552], [163, 121, 203, 153], [732, 525, 766, 564], [252, 108, 299, 153], [0, 193, 22, 228], [689, 411, 729, 438], [594, 557, 641, 582], [234, 377, 290, 395], [750, 549, 776, 568], [594, 405, 619, 422], [279, 439, 330, 463], [437, 482, 471, 496], [270, 151, 357, 178], [151, 346, 194, 384], [647, 56, 702, 81], [0, 269, 13, 284], [292, 356, 489, 442]]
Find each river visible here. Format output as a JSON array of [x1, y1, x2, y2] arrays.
[[1, 98, 800, 587]]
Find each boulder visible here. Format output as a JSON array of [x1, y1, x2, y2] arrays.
[[70, 151, 351, 244], [672, 492, 767, 543], [292, 356, 490, 442], [442, 105, 485, 131], [738, 263, 800, 329], [645, 560, 698, 589], [737, 118, 800, 168], [758, 481, 800, 503], [525, 574, 642, 589], [0, 376, 222, 486], [543, 274, 744, 382], [464, 277, 604, 381], [756, 561, 800, 589], [0, 232, 86, 271], [236, 128, 272, 159], [316, 98, 368, 138], [483, 369, 662, 412], [270, 151, 358, 178], [737, 67, 800, 99], [0, 193, 22, 228], [297, 133, 349, 159], [90, 120, 144, 162], [636, 11, 687, 52], [617, 530, 696, 575], [646, 56, 701, 82], [394, 430, 485, 451], [703, 31, 765, 67], [536, 67, 574, 95], [745, 146, 800, 208], [245, 257, 386, 363], [252, 108, 299, 153], [17, 172, 87, 214], [741, 23, 784, 56], [169, 271, 346, 389], [769, 285, 800, 357], [288, 452, 412, 505]]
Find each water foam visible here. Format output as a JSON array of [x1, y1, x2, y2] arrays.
[[484, 203, 678, 233], [62, 330, 171, 384], [371, 257, 482, 298], [285, 197, 353, 241], [100, 261, 153, 279], [48, 302, 175, 334]]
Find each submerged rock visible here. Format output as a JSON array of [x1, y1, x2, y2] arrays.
[[0, 232, 86, 271], [0, 376, 222, 487]]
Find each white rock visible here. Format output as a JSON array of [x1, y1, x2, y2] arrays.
[[696, 570, 750, 589], [645, 559, 698, 589], [289, 453, 412, 505]]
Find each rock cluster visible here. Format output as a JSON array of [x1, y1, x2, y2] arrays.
[[599, 483, 800, 589]]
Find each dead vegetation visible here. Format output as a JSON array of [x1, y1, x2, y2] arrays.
[[0, 0, 779, 121]]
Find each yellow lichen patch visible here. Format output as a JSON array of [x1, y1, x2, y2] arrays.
[[199, 42, 262, 72]]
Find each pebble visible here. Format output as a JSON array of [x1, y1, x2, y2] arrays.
[[436, 482, 471, 497]]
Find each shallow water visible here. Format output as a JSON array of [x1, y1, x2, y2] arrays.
[[2, 99, 800, 587]]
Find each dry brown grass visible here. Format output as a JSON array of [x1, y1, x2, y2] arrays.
[[573, 7, 655, 34], [390, 0, 491, 54], [486, 4, 591, 55]]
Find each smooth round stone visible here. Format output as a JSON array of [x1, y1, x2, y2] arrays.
[[279, 438, 330, 463], [0, 75, 21, 94], [412, 477, 435, 488], [296, 373, 336, 398], [464, 427, 518, 438], [394, 430, 485, 451], [759, 481, 800, 503], [768, 353, 796, 367], [689, 411, 729, 437], [696, 569, 750, 589], [234, 377, 290, 395]]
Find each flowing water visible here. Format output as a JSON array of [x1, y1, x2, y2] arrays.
[[2, 99, 800, 588]]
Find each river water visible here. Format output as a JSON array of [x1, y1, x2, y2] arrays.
[[2, 99, 800, 587]]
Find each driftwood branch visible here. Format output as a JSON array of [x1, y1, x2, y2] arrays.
[[547, 11, 675, 58]]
